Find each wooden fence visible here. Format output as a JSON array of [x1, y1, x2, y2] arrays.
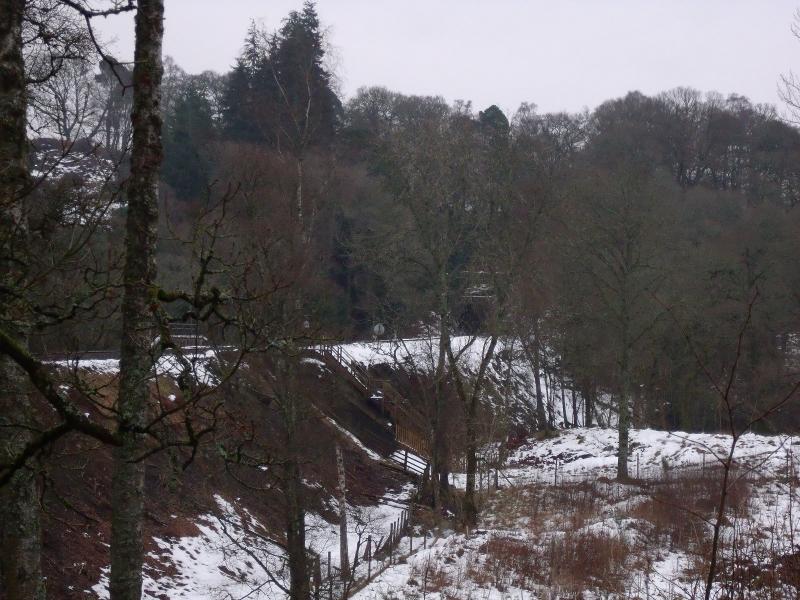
[[394, 421, 430, 459]]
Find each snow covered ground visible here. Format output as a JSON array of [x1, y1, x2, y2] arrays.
[[91, 495, 284, 599], [84, 421, 799, 599], [307, 483, 416, 574], [330, 336, 608, 428], [354, 427, 800, 600], [47, 349, 221, 386], [66, 335, 799, 598], [501, 427, 799, 484], [46, 356, 121, 375], [91, 485, 416, 599]]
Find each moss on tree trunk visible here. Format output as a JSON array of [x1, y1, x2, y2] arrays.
[[0, 1, 46, 597], [109, 1, 164, 598]]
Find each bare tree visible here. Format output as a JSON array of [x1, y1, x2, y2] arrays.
[[657, 289, 800, 599], [0, 2, 47, 597], [108, 1, 163, 598], [780, 9, 800, 124], [94, 58, 133, 154], [371, 99, 480, 509], [562, 154, 675, 479], [28, 56, 102, 141]]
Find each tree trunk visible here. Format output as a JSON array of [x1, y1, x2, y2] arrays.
[[110, 2, 164, 598], [527, 338, 547, 432], [429, 310, 448, 511], [0, 367, 45, 600], [581, 382, 594, 427], [543, 363, 555, 430], [705, 445, 737, 600], [0, 451, 44, 600], [617, 343, 631, 480], [335, 445, 350, 580], [296, 157, 304, 222], [463, 430, 478, 525], [452, 336, 497, 527], [571, 387, 578, 428], [0, 1, 45, 597], [280, 353, 310, 600], [285, 451, 310, 600]]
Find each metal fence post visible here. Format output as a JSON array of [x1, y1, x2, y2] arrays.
[[389, 522, 395, 564]]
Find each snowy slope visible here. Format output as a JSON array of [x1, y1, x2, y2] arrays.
[[90, 485, 416, 600], [501, 427, 800, 484], [47, 349, 220, 386], [91, 496, 287, 599], [332, 336, 598, 428], [355, 427, 800, 600]]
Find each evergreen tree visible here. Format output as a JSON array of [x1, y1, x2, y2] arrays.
[[221, 20, 271, 142], [478, 104, 510, 135], [221, 60, 256, 141], [269, 1, 340, 148], [220, 3, 340, 148], [163, 79, 215, 199]]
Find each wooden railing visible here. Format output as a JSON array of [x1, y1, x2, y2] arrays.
[[395, 420, 430, 459], [319, 344, 372, 393], [316, 344, 432, 470]]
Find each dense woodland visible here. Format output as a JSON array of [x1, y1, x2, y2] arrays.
[[2, 1, 800, 599], [18, 3, 800, 435], [158, 8, 798, 435]]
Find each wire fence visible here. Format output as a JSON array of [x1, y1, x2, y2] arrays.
[[493, 447, 799, 489]]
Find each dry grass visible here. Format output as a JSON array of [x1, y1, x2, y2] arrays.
[[476, 466, 800, 597], [408, 556, 454, 596], [551, 531, 638, 593], [396, 465, 796, 599], [471, 530, 636, 595], [484, 479, 619, 534]]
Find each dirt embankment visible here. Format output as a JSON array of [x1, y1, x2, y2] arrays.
[[37, 353, 410, 598]]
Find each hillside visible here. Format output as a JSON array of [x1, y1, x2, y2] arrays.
[[5, 3, 800, 600], [38, 352, 418, 599], [355, 428, 800, 600], [45, 345, 800, 599]]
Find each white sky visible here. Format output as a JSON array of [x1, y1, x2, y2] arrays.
[[95, 0, 799, 115]]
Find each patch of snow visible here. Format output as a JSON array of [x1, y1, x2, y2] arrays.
[[154, 350, 220, 387], [91, 485, 417, 600], [307, 483, 416, 575], [91, 495, 287, 600], [324, 417, 382, 461], [492, 428, 800, 486], [301, 357, 328, 369], [47, 358, 120, 374]]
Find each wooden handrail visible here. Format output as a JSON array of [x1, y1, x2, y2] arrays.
[[395, 421, 430, 459], [317, 344, 431, 463]]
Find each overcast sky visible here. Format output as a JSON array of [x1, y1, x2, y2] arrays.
[[95, 0, 799, 116]]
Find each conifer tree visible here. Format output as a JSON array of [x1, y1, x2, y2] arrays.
[[163, 80, 215, 198], [221, 3, 340, 149], [269, 1, 340, 148]]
